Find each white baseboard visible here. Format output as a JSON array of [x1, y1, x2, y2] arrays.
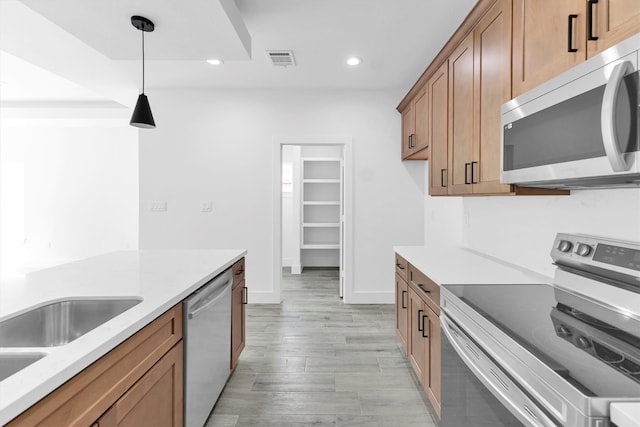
[[346, 291, 395, 304], [246, 291, 281, 304], [282, 258, 292, 267], [247, 290, 394, 305], [291, 264, 302, 275]]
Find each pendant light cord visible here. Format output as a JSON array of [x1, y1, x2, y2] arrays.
[[141, 30, 145, 94]]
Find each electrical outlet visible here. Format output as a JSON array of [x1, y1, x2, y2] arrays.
[[150, 201, 167, 212], [201, 201, 212, 212]]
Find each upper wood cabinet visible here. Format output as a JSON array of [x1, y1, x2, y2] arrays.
[[587, 0, 640, 57], [472, 0, 513, 194], [400, 86, 429, 160], [513, 0, 640, 97], [447, 33, 475, 196], [447, 0, 512, 197], [512, 0, 585, 97], [428, 62, 449, 196]]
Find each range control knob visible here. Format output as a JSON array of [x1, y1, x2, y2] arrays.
[[576, 244, 592, 257], [557, 327, 572, 338], [576, 336, 591, 349], [558, 240, 573, 253]]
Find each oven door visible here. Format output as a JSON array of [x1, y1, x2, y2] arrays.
[[441, 314, 559, 427], [500, 47, 639, 188]]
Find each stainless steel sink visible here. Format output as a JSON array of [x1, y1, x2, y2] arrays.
[[0, 298, 142, 347], [0, 352, 47, 382]]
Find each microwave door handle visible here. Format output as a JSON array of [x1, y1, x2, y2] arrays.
[[601, 60, 633, 172]]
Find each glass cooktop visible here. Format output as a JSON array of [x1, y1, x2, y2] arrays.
[[443, 283, 640, 398]]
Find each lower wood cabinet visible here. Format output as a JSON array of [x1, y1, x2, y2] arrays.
[[231, 257, 247, 371], [395, 254, 441, 419], [94, 342, 183, 427], [408, 287, 427, 381], [395, 273, 409, 354], [7, 305, 183, 427]]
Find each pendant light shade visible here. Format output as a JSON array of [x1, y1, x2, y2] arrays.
[[130, 93, 155, 128], [130, 16, 156, 129]]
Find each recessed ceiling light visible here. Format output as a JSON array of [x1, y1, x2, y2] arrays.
[[346, 56, 362, 66], [207, 59, 224, 65]]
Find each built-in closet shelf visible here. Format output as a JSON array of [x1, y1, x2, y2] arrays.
[[300, 156, 341, 268], [301, 244, 340, 250], [303, 179, 341, 184], [303, 201, 340, 206]]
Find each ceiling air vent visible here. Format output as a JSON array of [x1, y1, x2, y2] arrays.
[[266, 50, 296, 67]]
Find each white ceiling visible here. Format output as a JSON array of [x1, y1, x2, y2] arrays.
[[0, 0, 477, 103]]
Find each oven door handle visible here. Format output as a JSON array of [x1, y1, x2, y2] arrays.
[[601, 60, 634, 172], [441, 315, 559, 427]]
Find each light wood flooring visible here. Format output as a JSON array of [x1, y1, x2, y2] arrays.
[[206, 268, 438, 427]]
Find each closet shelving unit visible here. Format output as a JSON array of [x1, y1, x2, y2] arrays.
[[300, 158, 342, 261]]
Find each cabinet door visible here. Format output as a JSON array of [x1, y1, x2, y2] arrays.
[[411, 87, 429, 158], [395, 274, 409, 354], [588, 0, 640, 57], [512, 0, 585, 97], [447, 33, 474, 195], [401, 104, 413, 159], [231, 280, 246, 370], [472, 0, 513, 194], [426, 306, 441, 418], [95, 342, 183, 427], [408, 288, 427, 383], [428, 61, 449, 196]]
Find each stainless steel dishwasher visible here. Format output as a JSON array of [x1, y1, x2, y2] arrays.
[[183, 268, 232, 427]]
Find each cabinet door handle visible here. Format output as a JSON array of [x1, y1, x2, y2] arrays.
[[567, 14, 578, 52], [587, 0, 598, 40], [236, 268, 244, 275], [401, 290, 407, 309], [440, 169, 447, 187], [396, 262, 405, 270], [417, 284, 431, 293], [418, 309, 424, 331], [422, 314, 429, 338], [471, 161, 478, 184], [243, 287, 248, 304], [464, 162, 471, 184]]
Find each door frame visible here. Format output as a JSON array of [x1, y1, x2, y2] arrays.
[[272, 135, 353, 303]]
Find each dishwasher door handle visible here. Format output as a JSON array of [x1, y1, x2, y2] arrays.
[[188, 286, 229, 319]]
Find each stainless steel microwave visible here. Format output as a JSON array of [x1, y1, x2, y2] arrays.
[[501, 33, 640, 189]]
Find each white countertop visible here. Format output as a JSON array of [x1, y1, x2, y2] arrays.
[[393, 245, 553, 285], [611, 402, 640, 427], [0, 249, 246, 425]]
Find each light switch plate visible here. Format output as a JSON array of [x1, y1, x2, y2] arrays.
[[150, 201, 167, 212]]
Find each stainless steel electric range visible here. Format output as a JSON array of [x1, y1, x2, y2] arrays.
[[440, 233, 640, 427]]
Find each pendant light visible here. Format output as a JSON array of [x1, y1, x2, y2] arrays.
[[130, 15, 156, 129]]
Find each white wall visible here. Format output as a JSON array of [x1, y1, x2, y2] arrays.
[[0, 110, 139, 275], [461, 189, 640, 277], [139, 89, 425, 303], [424, 161, 640, 278]]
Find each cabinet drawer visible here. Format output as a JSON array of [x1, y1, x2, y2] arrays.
[[408, 265, 440, 315], [8, 305, 183, 427], [395, 254, 408, 280], [232, 257, 245, 287]]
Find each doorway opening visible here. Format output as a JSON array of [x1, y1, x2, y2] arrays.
[[273, 136, 352, 303]]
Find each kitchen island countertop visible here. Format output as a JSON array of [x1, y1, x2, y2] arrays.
[[0, 249, 246, 425]]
